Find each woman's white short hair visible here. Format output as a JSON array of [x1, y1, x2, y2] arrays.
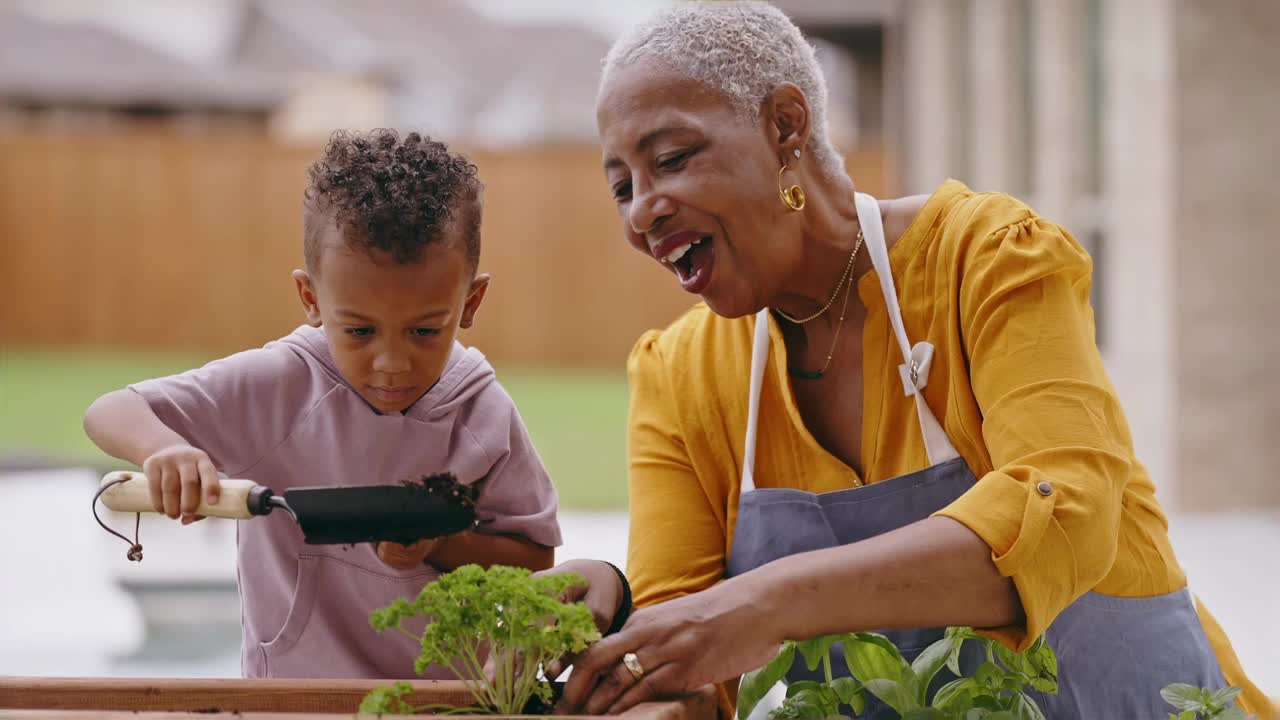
[[601, 1, 847, 184]]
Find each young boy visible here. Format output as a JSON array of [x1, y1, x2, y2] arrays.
[[84, 130, 561, 679]]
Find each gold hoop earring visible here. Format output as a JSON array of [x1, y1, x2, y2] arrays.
[[778, 164, 805, 211]]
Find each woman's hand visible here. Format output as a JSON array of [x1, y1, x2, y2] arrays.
[[559, 575, 783, 716], [558, 518, 1018, 715]]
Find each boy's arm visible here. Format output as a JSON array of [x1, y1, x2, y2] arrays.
[[84, 388, 222, 517], [375, 402, 559, 571], [84, 344, 309, 518], [85, 389, 191, 466], [113, 346, 307, 477], [423, 385, 562, 571], [428, 531, 554, 571]]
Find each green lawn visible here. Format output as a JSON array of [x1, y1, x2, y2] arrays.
[[0, 348, 629, 511]]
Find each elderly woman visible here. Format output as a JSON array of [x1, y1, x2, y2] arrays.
[[546, 3, 1269, 719]]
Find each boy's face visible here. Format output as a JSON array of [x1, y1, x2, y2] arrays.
[[293, 219, 488, 414]]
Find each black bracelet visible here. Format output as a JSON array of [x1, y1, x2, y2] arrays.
[[603, 561, 633, 636]]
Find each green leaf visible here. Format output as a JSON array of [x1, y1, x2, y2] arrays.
[[902, 709, 950, 720], [738, 643, 796, 720], [828, 677, 865, 716], [766, 694, 819, 720], [973, 661, 1004, 690], [367, 565, 601, 716], [1163, 683, 1209, 712], [1209, 686, 1243, 706], [972, 695, 1004, 711], [1030, 677, 1058, 694], [1000, 675, 1031, 693], [784, 681, 823, 699], [911, 637, 956, 703], [1009, 692, 1047, 720], [932, 678, 977, 711], [1024, 639, 1043, 666], [359, 681, 416, 715], [844, 633, 922, 711], [767, 686, 841, 720], [1025, 641, 1058, 682], [796, 635, 840, 673], [1216, 707, 1249, 720], [992, 641, 1033, 677], [945, 628, 982, 677], [847, 633, 907, 663], [843, 633, 911, 681], [947, 637, 968, 677], [801, 686, 841, 718], [863, 679, 921, 715]]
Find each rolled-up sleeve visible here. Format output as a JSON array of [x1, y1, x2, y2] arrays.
[[933, 218, 1133, 650]]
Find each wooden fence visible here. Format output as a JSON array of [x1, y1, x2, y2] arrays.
[[0, 128, 891, 368]]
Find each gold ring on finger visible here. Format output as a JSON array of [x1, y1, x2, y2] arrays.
[[622, 652, 644, 680]]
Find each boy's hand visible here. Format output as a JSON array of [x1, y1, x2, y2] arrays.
[[539, 559, 625, 635], [376, 539, 438, 569], [141, 444, 220, 523]]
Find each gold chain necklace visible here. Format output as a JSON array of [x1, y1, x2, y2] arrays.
[[775, 229, 864, 324], [783, 230, 865, 380]]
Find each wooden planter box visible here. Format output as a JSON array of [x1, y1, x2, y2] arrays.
[[0, 678, 718, 720]]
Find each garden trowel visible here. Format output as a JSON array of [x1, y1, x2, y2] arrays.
[[95, 470, 478, 547]]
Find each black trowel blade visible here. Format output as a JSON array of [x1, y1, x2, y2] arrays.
[[283, 480, 477, 546]]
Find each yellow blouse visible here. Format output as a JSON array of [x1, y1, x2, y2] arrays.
[[624, 180, 1269, 718]]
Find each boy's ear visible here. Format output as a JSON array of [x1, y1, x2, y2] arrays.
[[292, 269, 323, 327], [459, 273, 490, 330]]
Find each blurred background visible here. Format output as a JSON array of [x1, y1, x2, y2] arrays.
[[0, 0, 1276, 698]]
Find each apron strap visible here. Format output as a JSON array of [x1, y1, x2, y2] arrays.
[[738, 194, 962, 494], [855, 192, 960, 466], [742, 308, 772, 493]]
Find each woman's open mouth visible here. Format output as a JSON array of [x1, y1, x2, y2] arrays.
[[657, 233, 715, 295]]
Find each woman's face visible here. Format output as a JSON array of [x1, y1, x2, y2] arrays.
[[596, 59, 803, 317]]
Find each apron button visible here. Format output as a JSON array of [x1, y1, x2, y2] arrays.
[[1036, 481, 1053, 496]]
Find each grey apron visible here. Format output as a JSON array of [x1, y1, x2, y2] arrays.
[[728, 192, 1228, 719]]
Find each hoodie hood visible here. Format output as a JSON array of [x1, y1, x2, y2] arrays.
[[277, 324, 496, 420]]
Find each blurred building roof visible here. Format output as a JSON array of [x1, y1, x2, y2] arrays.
[[0, 0, 614, 141], [769, 0, 900, 26], [233, 0, 610, 142], [0, 3, 285, 110], [0, 0, 850, 146]]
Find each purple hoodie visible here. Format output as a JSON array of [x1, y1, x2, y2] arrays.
[[130, 325, 561, 679]]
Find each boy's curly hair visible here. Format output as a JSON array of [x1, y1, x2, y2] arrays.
[[303, 129, 482, 273]]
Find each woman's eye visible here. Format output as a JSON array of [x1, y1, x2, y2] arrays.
[[658, 150, 692, 170], [611, 180, 632, 201], [413, 328, 441, 337], [346, 327, 375, 337]]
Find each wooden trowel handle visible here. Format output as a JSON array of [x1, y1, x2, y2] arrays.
[[99, 471, 261, 520]]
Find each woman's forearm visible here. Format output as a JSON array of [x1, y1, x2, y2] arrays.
[[747, 516, 1022, 643]]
